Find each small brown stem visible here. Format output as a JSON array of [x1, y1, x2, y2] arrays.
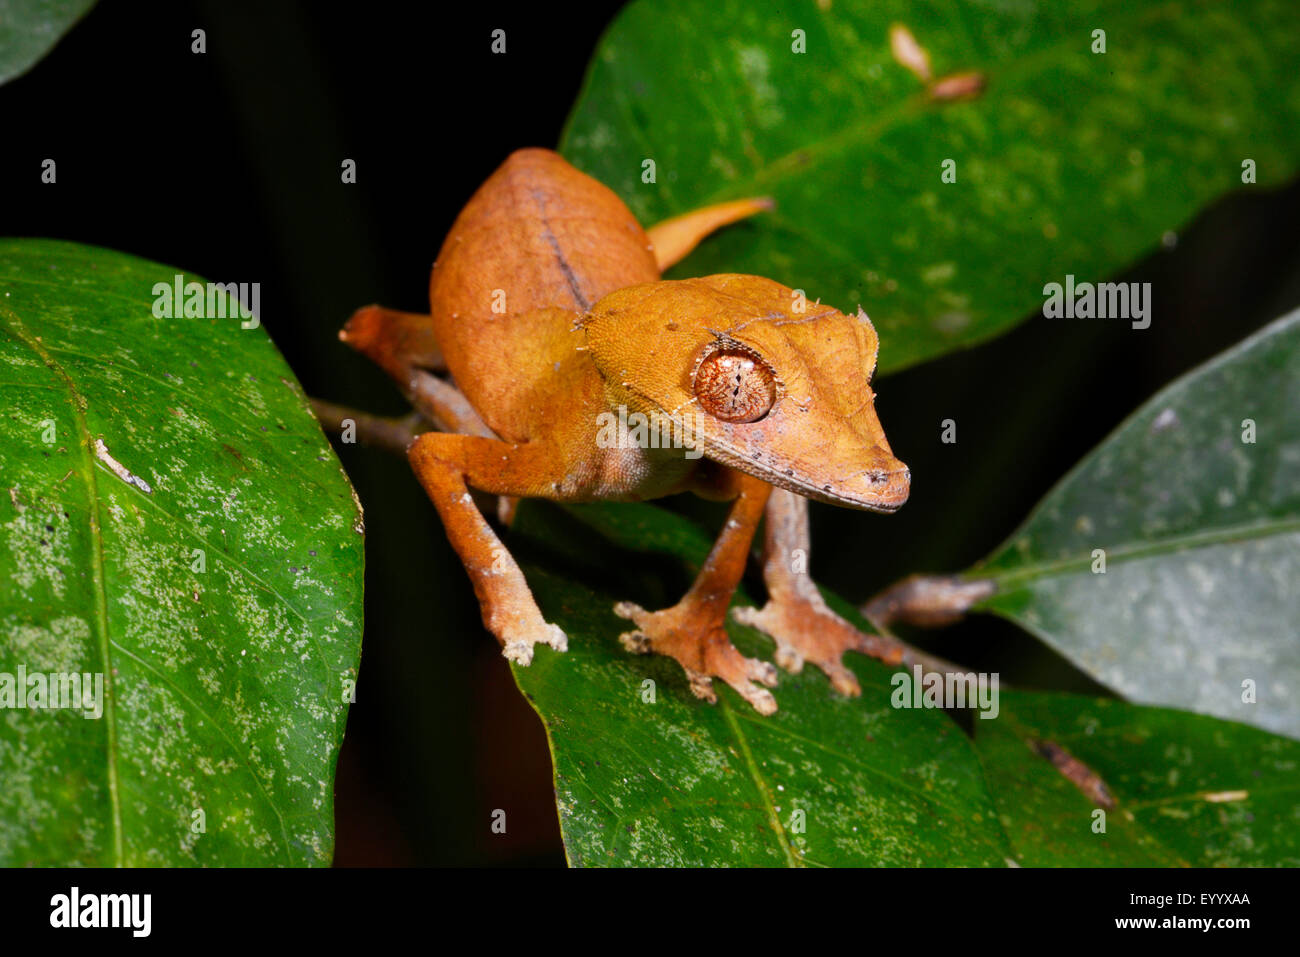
[[893, 640, 966, 679], [862, 574, 996, 630], [861, 574, 997, 678], [310, 396, 517, 521], [309, 398, 428, 456], [1030, 740, 1116, 809]]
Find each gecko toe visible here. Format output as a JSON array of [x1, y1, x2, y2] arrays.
[[614, 600, 647, 622], [503, 640, 535, 665], [502, 621, 569, 665], [685, 670, 719, 704], [619, 629, 653, 655], [730, 681, 778, 715], [747, 657, 780, 688]]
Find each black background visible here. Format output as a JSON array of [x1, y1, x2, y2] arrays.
[[2, 865, 1279, 939], [3, 0, 1298, 866]]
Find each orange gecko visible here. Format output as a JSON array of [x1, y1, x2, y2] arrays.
[[340, 148, 910, 714]]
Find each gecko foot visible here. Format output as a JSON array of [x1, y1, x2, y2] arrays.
[[731, 597, 904, 697], [614, 600, 779, 715], [500, 620, 569, 666]]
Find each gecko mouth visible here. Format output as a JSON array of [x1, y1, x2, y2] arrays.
[[696, 432, 911, 512], [762, 463, 909, 512], [806, 467, 910, 513]]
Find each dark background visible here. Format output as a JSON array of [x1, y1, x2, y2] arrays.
[[4, 0, 1298, 866]]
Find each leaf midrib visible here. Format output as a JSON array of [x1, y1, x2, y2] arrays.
[[976, 311, 1300, 595], [721, 704, 800, 867], [982, 515, 1300, 592], [1, 305, 125, 866]]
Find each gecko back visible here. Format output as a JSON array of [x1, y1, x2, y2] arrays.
[[429, 149, 659, 435]]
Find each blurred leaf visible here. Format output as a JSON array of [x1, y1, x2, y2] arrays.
[[509, 501, 1009, 866], [974, 691, 1300, 866], [0, 0, 96, 86], [0, 239, 364, 865], [973, 310, 1300, 739], [561, 0, 1300, 374]]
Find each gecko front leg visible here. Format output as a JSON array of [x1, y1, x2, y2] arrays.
[[614, 469, 780, 715], [407, 432, 569, 663], [732, 488, 906, 697]]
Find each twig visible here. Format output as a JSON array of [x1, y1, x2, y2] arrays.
[[862, 574, 996, 629], [892, 639, 967, 678], [309, 398, 428, 456], [861, 574, 999, 678]]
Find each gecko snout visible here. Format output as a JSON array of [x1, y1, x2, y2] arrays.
[[856, 458, 910, 512]]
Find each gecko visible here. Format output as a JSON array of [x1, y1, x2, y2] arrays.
[[340, 148, 910, 714]]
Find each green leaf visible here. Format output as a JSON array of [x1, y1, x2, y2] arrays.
[[0, 239, 364, 865], [0, 0, 97, 86], [974, 310, 1300, 739], [560, 0, 1300, 374], [507, 501, 1300, 865], [509, 501, 1009, 866], [973, 691, 1300, 866]]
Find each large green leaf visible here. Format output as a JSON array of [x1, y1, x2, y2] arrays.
[[0, 239, 364, 865], [509, 501, 1009, 866], [506, 500, 1300, 865], [560, 0, 1300, 374], [974, 692, 1300, 866], [0, 0, 97, 86], [973, 310, 1300, 739]]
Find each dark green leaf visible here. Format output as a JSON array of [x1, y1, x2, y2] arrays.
[[0, 0, 97, 86], [0, 239, 364, 865], [974, 691, 1300, 866], [509, 501, 1008, 866], [974, 310, 1300, 739], [561, 0, 1300, 374], [509, 502, 1300, 865]]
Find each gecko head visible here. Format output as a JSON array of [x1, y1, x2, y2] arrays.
[[582, 274, 910, 512]]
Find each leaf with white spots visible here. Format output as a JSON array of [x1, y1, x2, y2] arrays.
[[507, 501, 1300, 865], [974, 692, 1300, 866], [508, 501, 1009, 866], [0, 240, 364, 865], [973, 309, 1300, 739], [561, 0, 1300, 374]]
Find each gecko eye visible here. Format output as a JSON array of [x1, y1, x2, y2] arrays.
[[692, 346, 777, 423]]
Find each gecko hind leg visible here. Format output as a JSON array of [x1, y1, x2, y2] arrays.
[[341, 304, 446, 376], [731, 489, 906, 697], [340, 304, 491, 436], [342, 303, 518, 522]]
